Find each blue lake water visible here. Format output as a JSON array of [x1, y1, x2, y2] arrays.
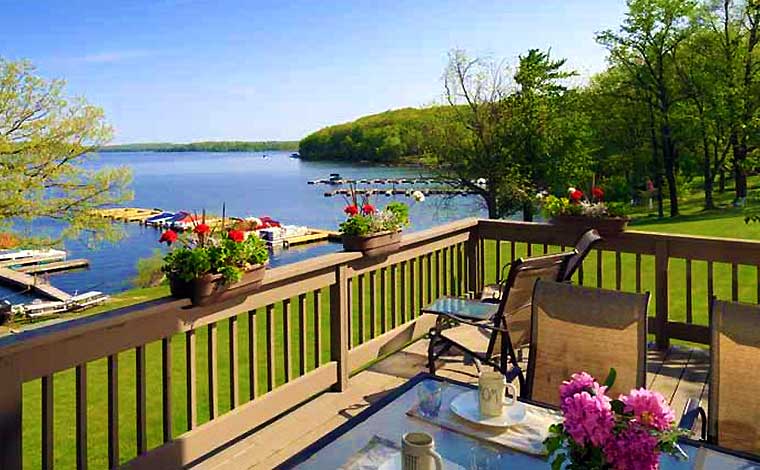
[[1, 151, 485, 303]]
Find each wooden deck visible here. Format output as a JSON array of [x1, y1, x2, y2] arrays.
[[190, 327, 710, 470], [0, 267, 71, 301]]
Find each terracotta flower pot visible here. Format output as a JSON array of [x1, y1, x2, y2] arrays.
[[190, 264, 267, 307], [551, 215, 630, 238], [168, 275, 193, 299], [342, 231, 401, 258]]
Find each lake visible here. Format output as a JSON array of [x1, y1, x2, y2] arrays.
[[0, 151, 485, 303]]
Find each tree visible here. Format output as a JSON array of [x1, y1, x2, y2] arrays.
[[597, 0, 698, 217], [424, 49, 592, 220], [0, 59, 132, 246]]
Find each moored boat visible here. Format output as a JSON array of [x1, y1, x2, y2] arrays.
[[67, 291, 109, 311]]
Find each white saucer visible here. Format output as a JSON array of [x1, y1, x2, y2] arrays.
[[449, 390, 527, 428]]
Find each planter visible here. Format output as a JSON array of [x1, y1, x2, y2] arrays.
[[342, 231, 402, 258], [190, 264, 267, 307], [551, 215, 630, 237], [168, 275, 193, 299], [0, 305, 11, 326]]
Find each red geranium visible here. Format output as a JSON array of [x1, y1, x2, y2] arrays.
[[159, 229, 178, 245], [592, 187, 604, 200], [344, 205, 359, 216], [194, 223, 211, 235], [361, 203, 376, 215], [228, 229, 245, 243], [570, 189, 584, 202]]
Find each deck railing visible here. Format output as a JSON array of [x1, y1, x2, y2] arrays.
[[0, 218, 758, 469]]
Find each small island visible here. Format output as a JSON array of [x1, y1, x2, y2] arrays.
[[101, 140, 299, 153]]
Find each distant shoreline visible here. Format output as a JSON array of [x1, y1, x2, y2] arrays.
[[100, 140, 299, 153]]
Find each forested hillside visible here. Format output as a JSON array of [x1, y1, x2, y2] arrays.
[[102, 140, 299, 152]]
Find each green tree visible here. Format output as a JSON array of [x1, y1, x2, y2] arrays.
[[0, 59, 132, 245]]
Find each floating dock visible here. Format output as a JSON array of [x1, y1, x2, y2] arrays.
[[323, 188, 474, 197], [0, 253, 67, 268], [284, 229, 341, 247], [18, 259, 90, 274], [308, 177, 440, 185], [93, 207, 163, 222], [0, 267, 72, 301]]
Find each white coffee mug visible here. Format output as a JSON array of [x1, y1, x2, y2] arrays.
[[401, 432, 443, 470], [478, 370, 517, 417]]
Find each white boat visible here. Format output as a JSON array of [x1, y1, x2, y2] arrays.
[[258, 225, 310, 246], [0, 249, 67, 263], [67, 291, 109, 311], [17, 299, 69, 318]]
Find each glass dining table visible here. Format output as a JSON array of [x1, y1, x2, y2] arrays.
[[278, 374, 760, 469]]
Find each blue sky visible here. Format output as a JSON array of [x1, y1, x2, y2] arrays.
[[1, 0, 626, 143]]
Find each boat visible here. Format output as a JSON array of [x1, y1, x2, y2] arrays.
[[258, 225, 312, 247], [0, 249, 67, 263], [144, 211, 176, 226], [289, 152, 300, 158], [16, 299, 69, 318], [171, 213, 201, 231], [67, 291, 109, 311]]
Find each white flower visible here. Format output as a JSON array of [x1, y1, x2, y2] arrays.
[[535, 192, 544, 200], [476, 178, 487, 186], [412, 190, 425, 202], [567, 187, 576, 194], [385, 189, 393, 196]]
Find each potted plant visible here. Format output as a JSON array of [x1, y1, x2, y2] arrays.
[[538, 186, 630, 236], [159, 214, 269, 306], [545, 370, 686, 470], [339, 186, 413, 257]]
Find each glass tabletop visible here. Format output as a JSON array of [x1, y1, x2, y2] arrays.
[[279, 375, 760, 469], [422, 297, 499, 321]]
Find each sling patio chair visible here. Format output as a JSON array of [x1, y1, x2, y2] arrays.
[[703, 299, 760, 455], [423, 250, 575, 388], [525, 280, 649, 406], [480, 229, 602, 303]]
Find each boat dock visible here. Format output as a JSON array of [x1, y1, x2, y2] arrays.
[[308, 177, 440, 185], [283, 229, 341, 246], [323, 188, 474, 197], [0, 253, 67, 268], [18, 259, 90, 274], [0, 267, 71, 301], [92, 207, 163, 222]]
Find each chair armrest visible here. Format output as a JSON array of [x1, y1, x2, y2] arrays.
[[678, 398, 707, 440]]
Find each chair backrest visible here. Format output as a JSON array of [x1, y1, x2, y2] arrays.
[[490, 251, 575, 353], [709, 299, 760, 454], [526, 280, 649, 407], [560, 229, 603, 282]]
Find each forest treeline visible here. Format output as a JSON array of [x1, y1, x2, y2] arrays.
[[299, 0, 760, 219], [102, 140, 299, 153]]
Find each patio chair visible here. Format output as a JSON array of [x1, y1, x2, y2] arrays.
[[706, 299, 760, 455], [425, 250, 575, 388], [480, 229, 602, 303], [525, 280, 649, 407]]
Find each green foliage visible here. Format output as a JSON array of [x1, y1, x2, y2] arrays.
[[102, 140, 299, 153], [339, 202, 411, 237], [132, 249, 166, 288], [0, 58, 133, 246], [338, 215, 373, 236]]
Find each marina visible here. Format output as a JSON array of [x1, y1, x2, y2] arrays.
[[17, 259, 90, 274]]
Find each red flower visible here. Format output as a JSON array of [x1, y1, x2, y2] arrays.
[[159, 229, 178, 245], [228, 229, 245, 243], [344, 205, 359, 216], [592, 187, 604, 200], [194, 223, 211, 235], [570, 189, 584, 202], [361, 203, 376, 215]]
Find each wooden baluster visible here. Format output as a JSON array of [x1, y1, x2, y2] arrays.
[[426, 253, 433, 304], [457, 243, 465, 296], [247, 312, 257, 401], [527, 242, 532, 258], [596, 250, 603, 288], [707, 261, 714, 306], [76, 364, 87, 470], [207, 324, 218, 419], [346, 278, 353, 348], [435, 250, 441, 299], [654, 241, 670, 350], [478, 238, 485, 291], [313, 290, 322, 368], [495, 240, 501, 282], [299, 293, 307, 375], [410, 258, 417, 318], [757, 266, 760, 303], [108, 354, 119, 468], [732, 263, 739, 301], [380, 267, 387, 333], [330, 265, 349, 391], [162, 337, 173, 441], [685, 260, 693, 324], [510, 241, 516, 264], [266, 304, 276, 391], [449, 245, 456, 296], [229, 316, 239, 408], [187, 329, 198, 429], [358, 274, 365, 343], [136, 345, 147, 455], [391, 264, 398, 328], [615, 251, 622, 291], [283, 299, 292, 382], [635, 254, 642, 293], [543, 243, 548, 255], [42, 374, 54, 470], [369, 270, 377, 338], [418, 255, 425, 309], [400, 261, 407, 324]]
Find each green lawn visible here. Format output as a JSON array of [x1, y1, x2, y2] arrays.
[[17, 181, 760, 468]]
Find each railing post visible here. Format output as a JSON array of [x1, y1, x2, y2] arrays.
[[465, 225, 480, 297], [330, 264, 349, 391], [0, 364, 22, 470], [655, 240, 670, 350]]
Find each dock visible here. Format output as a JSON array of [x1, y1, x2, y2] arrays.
[[283, 229, 341, 247], [0, 268, 71, 301], [18, 259, 90, 274], [322, 188, 474, 197], [93, 207, 163, 222], [0, 253, 67, 268]]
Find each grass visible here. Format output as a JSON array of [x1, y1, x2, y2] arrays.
[[16, 180, 760, 468]]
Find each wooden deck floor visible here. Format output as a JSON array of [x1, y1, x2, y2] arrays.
[[190, 328, 710, 470]]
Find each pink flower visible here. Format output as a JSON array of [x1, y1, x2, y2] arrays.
[[561, 390, 614, 447], [603, 425, 660, 470], [560, 372, 600, 402], [621, 388, 675, 431]]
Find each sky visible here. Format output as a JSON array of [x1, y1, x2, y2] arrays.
[[1, 0, 627, 143]]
